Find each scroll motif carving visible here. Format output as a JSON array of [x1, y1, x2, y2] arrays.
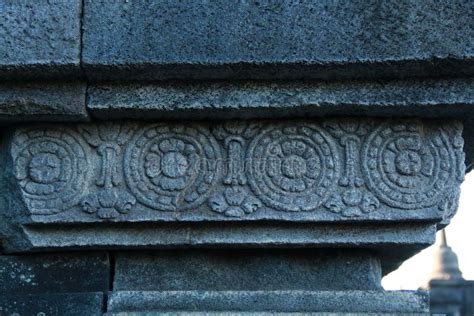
[[12, 128, 88, 215], [124, 125, 221, 211], [246, 124, 339, 212]]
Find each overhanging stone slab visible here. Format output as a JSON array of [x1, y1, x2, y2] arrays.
[[0, 82, 88, 122], [82, 1, 474, 81], [0, 0, 82, 80]]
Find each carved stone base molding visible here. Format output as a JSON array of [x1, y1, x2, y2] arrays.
[[105, 250, 428, 314], [99, 247, 430, 314]]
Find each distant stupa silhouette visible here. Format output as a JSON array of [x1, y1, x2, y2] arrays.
[[423, 230, 474, 315], [429, 229, 463, 281]]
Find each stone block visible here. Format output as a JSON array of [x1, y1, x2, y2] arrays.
[[1, 118, 464, 222], [113, 250, 382, 291], [0, 252, 109, 294], [0, 292, 104, 316], [429, 286, 464, 304], [0, 0, 82, 80], [87, 79, 474, 170], [0, 118, 462, 259], [88, 79, 474, 120], [107, 313, 429, 316], [107, 290, 429, 314], [6, 223, 434, 275], [82, 1, 474, 80], [0, 82, 88, 122]]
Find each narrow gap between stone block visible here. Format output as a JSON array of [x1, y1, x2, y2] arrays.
[[104, 251, 116, 313], [79, 0, 85, 78]]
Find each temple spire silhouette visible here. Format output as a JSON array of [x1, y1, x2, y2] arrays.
[[429, 229, 463, 281]]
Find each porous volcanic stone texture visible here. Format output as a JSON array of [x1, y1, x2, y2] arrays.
[[0, 252, 109, 294], [0, 82, 88, 122], [0, 0, 82, 80], [0, 293, 104, 316], [82, 1, 474, 80], [107, 290, 429, 314], [113, 250, 382, 291]]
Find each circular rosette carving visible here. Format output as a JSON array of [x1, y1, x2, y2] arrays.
[[247, 124, 339, 212], [124, 125, 221, 211], [362, 122, 456, 209], [12, 129, 88, 215]]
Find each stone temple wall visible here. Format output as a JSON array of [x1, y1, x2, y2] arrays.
[[0, 1, 473, 315]]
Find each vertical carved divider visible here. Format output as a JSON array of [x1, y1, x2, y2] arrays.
[[324, 121, 379, 217], [209, 123, 262, 217], [78, 123, 136, 219]]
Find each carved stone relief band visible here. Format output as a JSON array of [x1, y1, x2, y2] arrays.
[[9, 119, 465, 222]]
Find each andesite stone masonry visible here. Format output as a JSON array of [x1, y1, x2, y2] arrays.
[[0, 1, 473, 314]]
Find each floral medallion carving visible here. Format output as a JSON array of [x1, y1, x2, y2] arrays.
[[7, 119, 464, 222], [11, 128, 88, 215], [124, 125, 221, 211], [247, 124, 339, 212], [362, 122, 458, 209], [437, 122, 465, 224]]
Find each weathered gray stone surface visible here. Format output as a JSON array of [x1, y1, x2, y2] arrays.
[[7, 223, 434, 274], [107, 290, 429, 313], [0, 252, 109, 294], [88, 78, 474, 171], [108, 313, 428, 316], [107, 313, 429, 316], [113, 250, 382, 291], [88, 79, 474, 119], [0, 0, 82, 80], [0, 118, 461, 267], [0, 83, 88, 122], [1, 0, 472, 82], [0, 119, 464, 223], [82, 1, 474, 81], [0, 1, 471, 314], [0, 292, 104, 316]]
